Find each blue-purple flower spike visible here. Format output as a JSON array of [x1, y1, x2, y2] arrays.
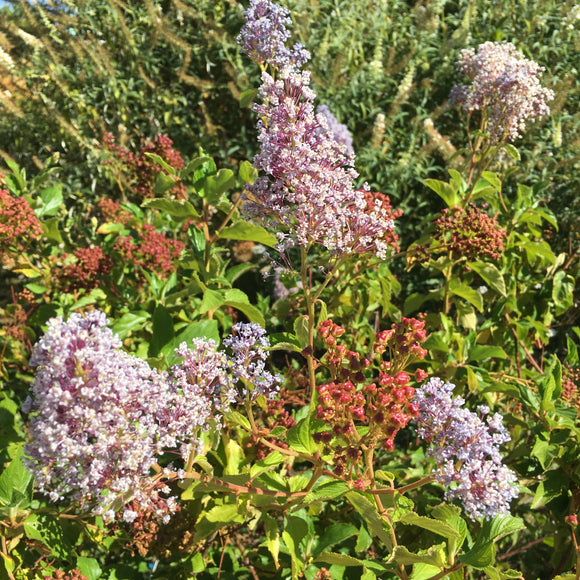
[[237, 0, 310, 69], [414, 377, 519, 520]]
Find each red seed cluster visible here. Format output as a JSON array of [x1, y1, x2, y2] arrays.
[[362, 190, 403, 253], [0, 189, 43, 255], [103, 132, 187, 200], [562, 364, 580, 416], [115, 224, 184, 278], [97, 196, 132, 225], [314, 318, 428, 477], [434, 204, 505, 262], [59, 246, 114, 292], [247, 395, 297, 460], [43, 571, 89, 580]]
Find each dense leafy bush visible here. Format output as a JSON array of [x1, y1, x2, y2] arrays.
[[0, 1, 579, 579]]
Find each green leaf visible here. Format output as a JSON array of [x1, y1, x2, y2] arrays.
[[502, 143, 521, 161], [224, 301, 266, 326], [142, 197, 200, 218], [346, 492, 393, 551], [224, 410, 251, 432], [239, 160, 258, 184], [193, 503, 245, 542], [304, 480, 350, 504], [312, 524, 359, 557], [144, 152, 178, 175], [76, 557, 102, 580], [315, 553, 364, 567], [293, 315, 310, 350], [240, 88, 259, 108], [459, 515, 524, 569], [566, 336, 578, 366], [42, 217, 63, 243], [398, 512, 460, 539], [481, 171, 502, 192], [552, 271, 575, 315], [468, 345, 507, 362], [387, 544, 446, 567], [468, 262, 507, 297], [200, 289, 225, 314], [37, 185, 63, 217], [112, 311, 149, 339], [250, 452, 285, 478], [148, 303, 174, 357], [218, 221, 278, 247], [153, 171, 177, 194], [181, 156, 213, 179], [423, 179, 460, 207], [204, 168, 235, 202], [522, 241, 556, 266], [287, 417, 316, 454], [0, 447, 32, 506], [429, 504, 467, 560], [263, 514, 280, 569], [282, 516, 308, 579], [449, 282, 484, 312]]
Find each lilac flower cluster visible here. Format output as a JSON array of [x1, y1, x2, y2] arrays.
[[237, 0, 310, 69], [24, 311, 280, 522], [238, 2, 398, 260], [246, 68, 397, 258], [23, 311, 179, 523], [414, 377, 519, 520], [449, 41, 554, 142], [223, 322, 282, 400], [316, 105, 354, 157]]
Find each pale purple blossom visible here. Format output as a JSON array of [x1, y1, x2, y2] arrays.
[[246, 67, 397, 258], [449, 41, 554, 142], [223, 322, 282, 400], [24, 311, 180, 523], [237, 0, 310, 69], [317, 105, 354, 156], [414, 377, 519, 520], [24, 312, 281, 521]]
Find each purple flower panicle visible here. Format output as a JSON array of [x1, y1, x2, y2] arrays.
[[316, 105, 354, 157], [449, 41, 554, 142], [24, 312, 281, 521], [223, 322, 282, 400], [24, 311, 179, 523], [246, 68, 397, 258], [237, 0, 310, 69], [414, 377, 519, 520]]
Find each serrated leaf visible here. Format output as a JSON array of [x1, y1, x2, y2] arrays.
[[218, 221, 277, 247], [282, 516, 308, 579], [144, 152, 177, 175], [502, 143, 521, 161], [387, 544, 446, 567], [468, 262, 507, 297], [315, 552, 364, 567], [304, 480, 350, 504], [423, 179, 460, 207], [459, 515, 524, 569], [468, 345, 507, 361], [346, 492, 393, 551], [398, 512, 460, 539], [449, 282, 484, 312], [76, 557, 102, 580], [142, 197, 200, 218], [287, 417, 316, 454], [0, 447, 32, 506], [481, 171, 502, 192], [224, 301, 265, 326], [239, 160, 257, 184], [37, 185, 63, 217], [181, 156, 213, 179]]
